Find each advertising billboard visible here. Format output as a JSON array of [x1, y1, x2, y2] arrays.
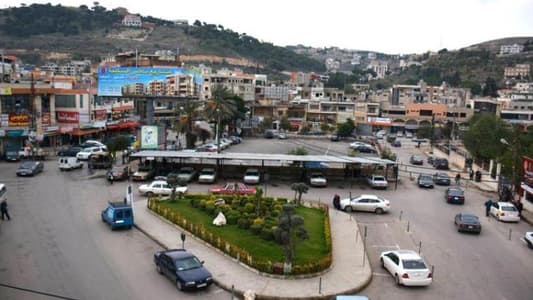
[[141, 125, 159, 149], [97, 67, 202, 97]]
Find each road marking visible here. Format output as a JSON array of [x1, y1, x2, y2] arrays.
[[372, 272, 390, 277]]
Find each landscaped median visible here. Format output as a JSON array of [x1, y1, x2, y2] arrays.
[[147, 194, 332, 276]]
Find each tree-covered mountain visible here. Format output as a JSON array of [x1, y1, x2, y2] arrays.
[[0, 3, 325, 74]]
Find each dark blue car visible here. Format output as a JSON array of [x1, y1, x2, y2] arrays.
[[154, 249, 213, 291]]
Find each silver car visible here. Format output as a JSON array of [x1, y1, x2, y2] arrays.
[[340, 194, 390, 214], [198, 168, 217, 183]]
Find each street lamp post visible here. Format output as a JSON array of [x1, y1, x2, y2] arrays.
[[216, 108, 221, 154]]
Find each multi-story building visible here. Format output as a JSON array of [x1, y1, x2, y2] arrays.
[[500, 44, 524, 55], [165, 74, 198, 97], [367, 60, 388, 79], [504, 64, 530, 79], [122, 14, 142, 27], [201, 69, 255, 102]]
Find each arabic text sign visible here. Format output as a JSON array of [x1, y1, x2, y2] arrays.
[[56, 111, 79, 124], [97, 67, 202, 96]]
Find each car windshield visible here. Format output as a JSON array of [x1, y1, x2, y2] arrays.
[[311, 173, 324, 178], [501, 206, 517, 212], [374, 176, 386, 181], [180, 169, 193, 174], [20, 162, 34, 168], [402, 259, 427, 269], [201, 169, 214, 175], [175, 256, 202, 271], [420, 175, 432, 180], [437, 173, 449, 178], [246, 170, 259, 176], [449, 189, 464, 196], [7, 151, 17, 155], [461, 215, 479, 222]]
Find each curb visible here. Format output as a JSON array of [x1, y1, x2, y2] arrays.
[[136, 206, 374, 300]]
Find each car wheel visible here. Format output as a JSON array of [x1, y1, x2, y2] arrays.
[[527, 241, 533, 249], [176, 280, 183, 291], [395, 274, 401, 286], [375, 208, 384, 214], [380, 258, 385, 268], [146, 192, 154, 197], [345, 206, 353, 213], [156, 263, 163, 274]]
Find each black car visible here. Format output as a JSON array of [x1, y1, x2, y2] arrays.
[[454, 213, 481, 233], [16, 161, 44, 176], [106, 166, 130, 181], [433, 158, 449, 170], [417, 174, 434, 188], [57, 146, 83, 157], [410, 155, 424, 165], [355, 145, 377, 153], [434, 172, 451, 185], [154, 249, 213, 291], [445, 187, 465, 204], [391, 140, 402, 147]]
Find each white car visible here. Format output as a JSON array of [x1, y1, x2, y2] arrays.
[[243, 168, 261, 184], [367, 175, 388, 189], [309, 172, 327, 187], [76, 146, 108, 160], [58, 157, 83, 171], [198, 168, 217, 183], [522, 232, 533, 249], [138, 180, 187, 197], [349, 141, 373, 149], [490, 201, 520, 222], [340, 194, 390, 214], [380, 250, 432, 286]]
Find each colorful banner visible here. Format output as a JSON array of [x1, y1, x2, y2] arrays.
[[8, 113, 29, 127], [56, 111, 79, 124], [141, 125, 158, 149], [97, 67, 202, 96]]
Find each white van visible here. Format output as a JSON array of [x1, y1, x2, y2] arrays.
[[58, 157, 84, 171], [0, 183, 6, 203]]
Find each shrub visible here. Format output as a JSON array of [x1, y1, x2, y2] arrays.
[[237, 217, 251, 229], [199, 199, 208, 210], [276, 197, 288, 204], [227, 211, 240, 225], [270, 209, 281, 218], [205, 202, 216, 215], [260, 227, 274, 241], [244, 202, 255, 213], [250, 217, 265, 234]]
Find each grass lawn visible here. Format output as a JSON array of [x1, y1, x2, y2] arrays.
[[156, 199, 329, 265]]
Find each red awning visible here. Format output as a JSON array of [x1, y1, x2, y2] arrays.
[[112, 106, 134, 112], [119, 120, 139, 129], [289, 121, 302, 126], [71, 128, 102, 136]]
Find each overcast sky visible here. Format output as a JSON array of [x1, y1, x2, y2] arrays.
[[3, 0, 533, 54]]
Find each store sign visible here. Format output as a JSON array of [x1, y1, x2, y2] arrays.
[[94, 109, 107, 120], [8, 113, 30, 127], [56, 111, 79, 123], [41, 112, 51, 126], [368, 117, 391, 126]]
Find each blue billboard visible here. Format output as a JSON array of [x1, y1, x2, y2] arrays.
[[97, 67, 202, 97]]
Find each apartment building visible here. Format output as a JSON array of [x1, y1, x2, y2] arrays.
[[504, 64, 530, 79], [500, 44, 524, 55], [201, 70, 255, 102], [165, 74, 198, 97], [367, 60, 388, 79]]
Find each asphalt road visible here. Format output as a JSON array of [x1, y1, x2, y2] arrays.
[[0, 161, 231, 300]]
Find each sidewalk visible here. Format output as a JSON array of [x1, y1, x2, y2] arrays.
[[133, 199, 372, 299]]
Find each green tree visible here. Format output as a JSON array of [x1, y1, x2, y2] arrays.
[[290, 182, 309, 205], [288, 147, 308, 155], [337, 118, 355, 137], [167, 174, 187, 201], [463, 114, 509, 161], [280, 115, 290, 131], [417, 125, 433, 139], [105, 135, 130, 160], [261, 117, 273, 131], [273, 204, 309, 265], [482, 77, 499, 97]]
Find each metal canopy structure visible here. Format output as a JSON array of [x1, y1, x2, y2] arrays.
[[130, 150, 396, 166]]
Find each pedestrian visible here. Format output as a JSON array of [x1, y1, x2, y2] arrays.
[[1, 199, 11, 221], [484, 199, 493, 217], [455, 173, 461, 185], [469, 169, 474, 181], [333, 194, 340, 210], [516, 200, 523, 217]]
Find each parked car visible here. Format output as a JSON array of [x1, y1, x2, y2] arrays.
[[367, 175, 388, 189], [445, 187, 465, 204], [243, 168, 261, 184], [396, 132, 404, 138], [106, 165, 130, 181], [81, 140, 106, 148], [76, 146, 108, 161], [433, 158, 449, 170], [138, 180, 188, 197], [196, 144, 219, 152], [88, 153, 112, 169], [405, 132, 413, 138], [454, 213, 482, 234], [264, 130, 275, 139], [523, 232, 533, 249], [427, 155, 435, 165], [58, 157, 83, 171], [330, 135, 341, 142], [132, 166, 156, 181], [355, 146, 377, 154], [349, 141, 373, 149], [198, 168, 217, 183], [209, 182, 256, 195], [176, 167, 198, 183], [380, 250, 432, 286], [391, 140, 402, 147], [229, 136, 242, 144], [490, 201, 520, 222], [16, 161, 44, 176], [101, 201, 133, 230], [434, 172, 451, 186], [340, 194, 390, 214], [153, 249, 213, 291], [417, 174, 434, 188], [57, 146, 83, 157], [278, 132, 287, 139], [409, 155, 424, 165], [309, 172, 327, 187]]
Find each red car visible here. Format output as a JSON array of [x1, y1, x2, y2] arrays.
[[209, 182, 256, 195]]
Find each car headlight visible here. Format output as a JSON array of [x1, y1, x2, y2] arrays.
[[206, 276, 213, 281], [185, 281, 196, 286]]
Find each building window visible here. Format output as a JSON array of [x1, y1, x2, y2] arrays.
[[79, 95, 84, 108], [0, 95, 31, 113], [55, 95, 76, 108]]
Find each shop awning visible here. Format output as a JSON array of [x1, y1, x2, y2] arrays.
[[71, 128, 102, 136]]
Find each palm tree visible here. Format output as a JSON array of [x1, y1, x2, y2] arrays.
[[290, 182, 309, 205]]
